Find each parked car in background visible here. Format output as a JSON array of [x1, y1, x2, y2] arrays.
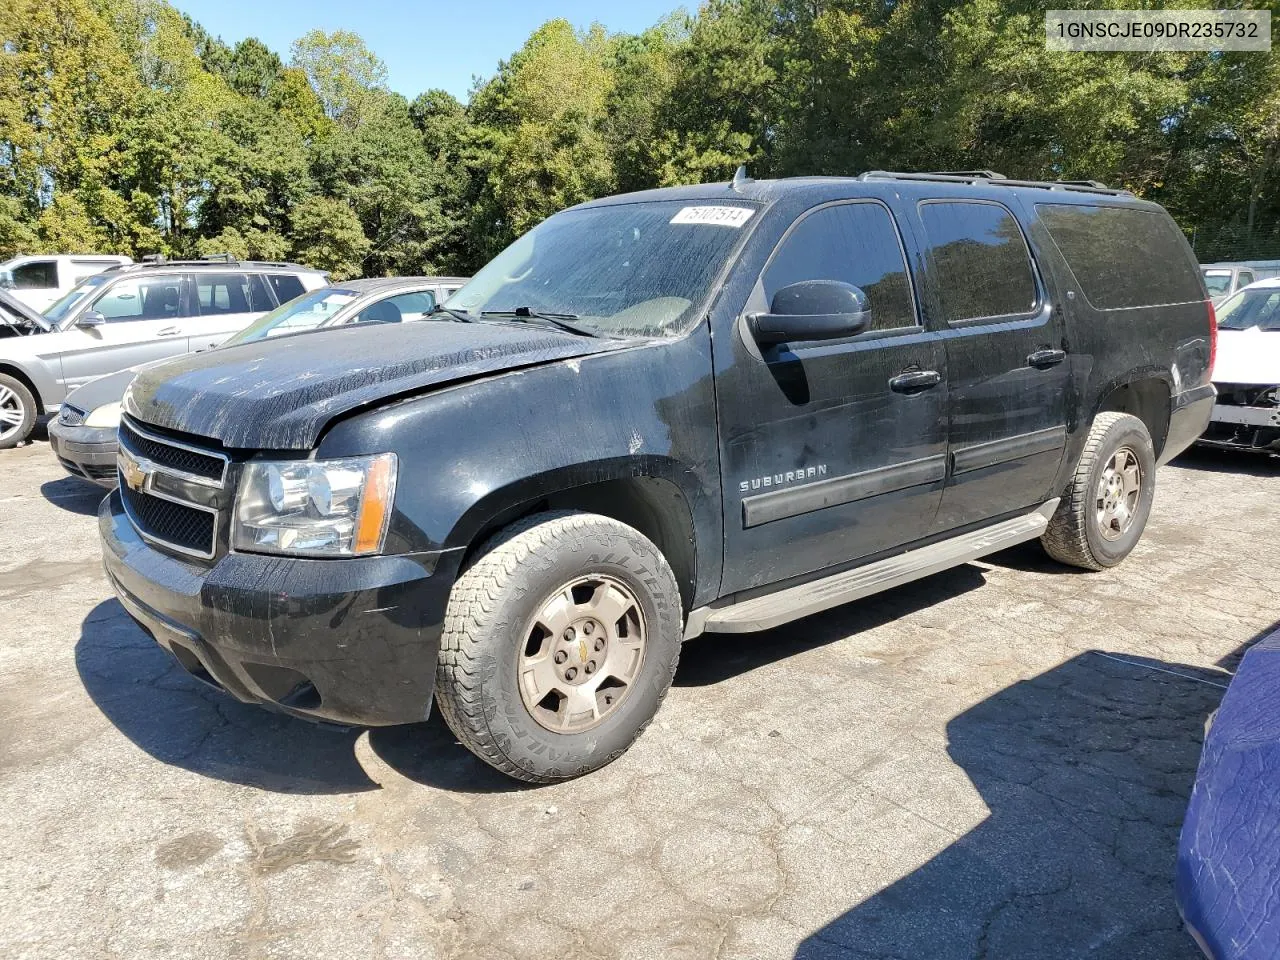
[[1201, 262, 1280, 305], [0, 289, 51, 339], [0, 257, 327, 449], [1199, 278, 1280, 454], [100, 170, 1215, 783], [0, 254, 133, 311], [49, 276, 466, 485]]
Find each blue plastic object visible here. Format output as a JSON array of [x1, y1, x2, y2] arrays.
[[1177, 628, 1280, 959]]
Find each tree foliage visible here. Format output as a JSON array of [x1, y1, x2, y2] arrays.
[[2, 0, 1278, 270]]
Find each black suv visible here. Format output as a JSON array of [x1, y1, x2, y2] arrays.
[[99, 171, 1215, 782]]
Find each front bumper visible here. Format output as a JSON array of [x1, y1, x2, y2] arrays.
[[99, 490, 457, 726], [48, 419, 119, 487]]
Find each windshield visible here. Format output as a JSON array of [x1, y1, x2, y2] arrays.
[[1217, 287, 1280, 331], [47, 274, 109, 326], [224, 287, 361, 344], [445, 200, 760, 338], [1202, 270, 1233, 297]]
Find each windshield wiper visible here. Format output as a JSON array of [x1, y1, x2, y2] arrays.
[[479, 307, 603, 338], [429, 304, 474, 323]]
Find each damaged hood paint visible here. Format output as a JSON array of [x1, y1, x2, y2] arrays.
[[123, 321, 628, 449]]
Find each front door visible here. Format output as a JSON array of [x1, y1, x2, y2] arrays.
[[716, 200, 949, 595], [56, 274, 191, 394], [912, 198, 1070, 531]]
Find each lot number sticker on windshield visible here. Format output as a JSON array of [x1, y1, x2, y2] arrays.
[[670, 206, 755, 228]]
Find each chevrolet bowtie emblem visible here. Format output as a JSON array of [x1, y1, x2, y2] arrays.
[[119, 450, 149, 492]]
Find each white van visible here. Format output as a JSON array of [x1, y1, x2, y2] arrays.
[[0, 254, 134, 311]]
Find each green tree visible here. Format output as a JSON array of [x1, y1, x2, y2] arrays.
[[290, 29, 388, 128]]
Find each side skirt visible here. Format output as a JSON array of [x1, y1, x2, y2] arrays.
[[685, 498, 1060, 638]]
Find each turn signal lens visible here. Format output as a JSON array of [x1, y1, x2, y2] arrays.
[[355, 454, 396, 555]]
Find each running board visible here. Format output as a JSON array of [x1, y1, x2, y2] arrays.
[[686, 499, 1059, 637]]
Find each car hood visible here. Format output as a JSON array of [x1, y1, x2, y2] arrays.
[[64, 364, 154, 412], [1213, 327, 1280, 386], [124, 320, 632, 449]]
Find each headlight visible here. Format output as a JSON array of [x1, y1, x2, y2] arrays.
[[233, 453, 397, 557], [84, 401, 123, 428]]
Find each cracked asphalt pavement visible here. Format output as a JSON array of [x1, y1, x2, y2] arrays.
[[3, 435, 1278, 959]]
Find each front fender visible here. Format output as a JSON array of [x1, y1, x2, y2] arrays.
[[317, 332, 723, 604]]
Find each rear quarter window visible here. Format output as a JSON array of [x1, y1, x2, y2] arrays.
[[1036, 203, 1204, 310]]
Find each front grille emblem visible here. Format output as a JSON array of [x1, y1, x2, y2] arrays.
[[118, 448, 151, 493]]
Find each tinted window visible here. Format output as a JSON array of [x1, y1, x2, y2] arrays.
[[1237, 272, 1255, 289], [10, 261, 57, 289], [1037, 203, 1203, 309], [93, 277, 183, 321], [270, 275, 306, 304], [919, 201, 1037, 324], [764, 202, 916, 333], [247, 274, 274, 310]]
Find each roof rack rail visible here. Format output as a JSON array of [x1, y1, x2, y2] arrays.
[[929, 170, 1008, 180], [200, 252, 236, 263], [857, 170, 1132, 197]]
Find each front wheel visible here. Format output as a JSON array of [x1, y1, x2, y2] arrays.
[[435, 511, 683, 783], [1041, 412, 1157, 570], [0, 373, 37, 449]]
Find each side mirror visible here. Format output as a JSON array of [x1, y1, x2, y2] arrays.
[[76, 311, 106, 330], [748, 280, 870, 345]]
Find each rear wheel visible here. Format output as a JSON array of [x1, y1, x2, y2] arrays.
[[1041, 412, 1156, 570], [435, 511, 683, 783], [0, 374, 37, 449]]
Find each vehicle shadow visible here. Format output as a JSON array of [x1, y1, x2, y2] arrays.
[[675, 563, 989, 687], [40, 476, 106, 516], [794, 648, 1234, 960], [75, 599, 529, 794]]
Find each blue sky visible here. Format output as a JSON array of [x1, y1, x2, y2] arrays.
[[173, 0, 688, 102]]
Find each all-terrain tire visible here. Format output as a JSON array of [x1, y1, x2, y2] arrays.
[[1041, 412, 1156, 570], [0, 373, 37, 449], [435, 510, 683, 783]]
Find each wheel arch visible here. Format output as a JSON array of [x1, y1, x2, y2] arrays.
[[0, 362, 44, 415], [446, 459, 700, 615], [1093, 373, 1172, 459]]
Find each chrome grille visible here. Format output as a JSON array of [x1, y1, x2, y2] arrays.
[[119, 483, 216, 556], [117, 418, 229, 560], [119, 417, 227, 484]]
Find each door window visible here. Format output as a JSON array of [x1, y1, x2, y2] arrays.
[[8, 260, 58, 289], [763, 202, 917, 333], [355, 290, 436, 324], [194, 273, 263, 315], [919, 201, 1038, 324], [93, 277, 183, 320], [269, 275, 306, 304], [1237, 272, 1255, 290]]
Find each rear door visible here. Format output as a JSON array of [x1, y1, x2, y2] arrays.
[[716, 199, 949, 594], [186, 272, 275, 351], [55, 273, 190, 391], [914, 198, 1069, 531]]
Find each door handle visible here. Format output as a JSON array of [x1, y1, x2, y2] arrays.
[[1027, 348, 1066, 369], [888, 370, 942, 394], [157, 326, 182, 337]]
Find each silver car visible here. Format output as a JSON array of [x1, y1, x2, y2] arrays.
[[49, 275, 469, 485], [0, 258, 328, 448]]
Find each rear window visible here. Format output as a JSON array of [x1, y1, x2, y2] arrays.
[[1037, 203, 1203, 310], [269, 275, 306, 304], [918, 201, 1038, 324], [1202, 270, 1233, 297]]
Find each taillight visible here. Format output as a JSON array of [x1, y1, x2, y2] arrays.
[[1207, 299, 1217, 379]]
